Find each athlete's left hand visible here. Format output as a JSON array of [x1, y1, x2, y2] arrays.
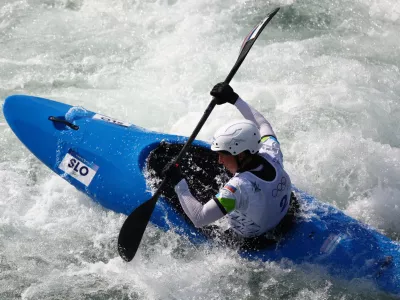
[[210, 82, 239, 105]]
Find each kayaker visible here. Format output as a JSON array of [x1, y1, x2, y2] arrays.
[[163, 82, 293, 240]]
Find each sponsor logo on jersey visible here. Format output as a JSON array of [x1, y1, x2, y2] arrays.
[[251, 181, 261, 193], [58, 150, 99, 186], [272, 176, 287, 197], [93, 114, 131, 127]]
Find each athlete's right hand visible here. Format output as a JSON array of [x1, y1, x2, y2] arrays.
[[162, 161, 184, 187], [210, 82, 239, 105]]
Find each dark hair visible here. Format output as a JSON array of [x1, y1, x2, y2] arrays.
[[237, 151, 261, 172], [216, 150, 256, 156], [216, 150, 261, 172]]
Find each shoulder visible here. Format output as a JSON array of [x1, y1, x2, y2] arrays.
[[228, 175, 253, 188], [216, 176, 252, 212], [217, 176, 251, 199], [260, 135, 280, 149], [259, 135, 283, 160]]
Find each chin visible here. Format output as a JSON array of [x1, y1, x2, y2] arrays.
[[226, 167, 236, 175]]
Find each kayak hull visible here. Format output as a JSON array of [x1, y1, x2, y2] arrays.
[[3, 95, 400, 296]]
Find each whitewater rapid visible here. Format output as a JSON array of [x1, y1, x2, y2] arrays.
[[1, 0, 400, 299]]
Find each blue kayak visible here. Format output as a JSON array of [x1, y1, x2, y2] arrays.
[[3, 94, 400, 296]]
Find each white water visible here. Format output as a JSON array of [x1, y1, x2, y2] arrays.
[[1, 0, 400, 299]]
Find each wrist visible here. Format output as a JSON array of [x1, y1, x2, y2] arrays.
[[174, 179, 189, 193], [229, 93, 239, 105], [233, 96, 243, 106]]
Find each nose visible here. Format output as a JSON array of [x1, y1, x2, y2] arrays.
[[218, 154, 223, 164]]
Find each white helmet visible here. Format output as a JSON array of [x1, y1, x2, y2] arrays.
[[211, 120, 261, 155]]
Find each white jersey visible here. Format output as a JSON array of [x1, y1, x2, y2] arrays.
[[173, 97, 291, 237], [215, 137, 292, 237]]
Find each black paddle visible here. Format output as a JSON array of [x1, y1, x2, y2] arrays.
[[118, 7, 281, 262]]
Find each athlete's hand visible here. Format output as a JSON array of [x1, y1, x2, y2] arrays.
[[210, 82, 239, 105], [162, 161, 184, 187]]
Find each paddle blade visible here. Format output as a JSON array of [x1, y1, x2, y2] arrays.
[[238, 7, 280, 62], [225, 7, 280, 84], [118, 195, 159, 262]]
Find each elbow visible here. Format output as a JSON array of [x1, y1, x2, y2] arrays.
[[191, 218, 208, 228], [192, 220, 205, 228]]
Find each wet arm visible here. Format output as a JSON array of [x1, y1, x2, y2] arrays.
[[235, 97, 276, 139], [174, 179, 225, 228]]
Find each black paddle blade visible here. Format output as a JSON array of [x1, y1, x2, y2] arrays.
[[238, 7, 280, 57], [225, 7, 280, 84], [117, 195, 158, 262]]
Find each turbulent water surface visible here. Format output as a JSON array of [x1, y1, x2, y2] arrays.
[[1, 0, 400, 299]]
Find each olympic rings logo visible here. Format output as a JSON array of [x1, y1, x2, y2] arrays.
[[272, 176, 287, 197]]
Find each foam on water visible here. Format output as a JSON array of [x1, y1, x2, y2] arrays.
[[1, 0, 400, 299]]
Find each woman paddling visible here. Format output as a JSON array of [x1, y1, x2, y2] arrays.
[[163, 82, 294, 246]]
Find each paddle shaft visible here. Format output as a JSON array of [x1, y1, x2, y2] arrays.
[[118, 7, 280, 262], [156, 67, 243, 192], [156, 9, 279, 190]]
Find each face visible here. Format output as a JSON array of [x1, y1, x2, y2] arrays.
[[217, 152, 238, 174]]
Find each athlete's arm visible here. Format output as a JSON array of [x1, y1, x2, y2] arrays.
[[210, 83, 276, 139], [174, 179, 225, 228], [234, 97, 276, 139]]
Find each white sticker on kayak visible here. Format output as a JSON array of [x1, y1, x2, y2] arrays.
[[93, 113, 131, 127], [58, 150, 99, 186], [320, 234, 346, 255]]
